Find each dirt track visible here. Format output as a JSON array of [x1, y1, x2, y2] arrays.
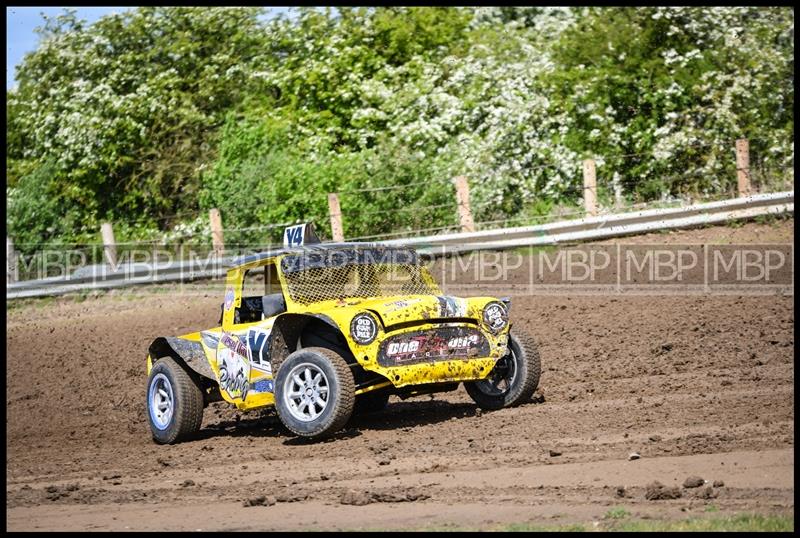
[[6, 219, 794, 531]]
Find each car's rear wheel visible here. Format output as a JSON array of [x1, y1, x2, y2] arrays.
[[147, 357, 204, 444], [464, 328, 541, 410], [274, 347, 355, 438]]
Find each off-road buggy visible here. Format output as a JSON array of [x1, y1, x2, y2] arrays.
[[146, 224, 541, 443]]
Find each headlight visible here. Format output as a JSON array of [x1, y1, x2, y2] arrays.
[[483, 301, 508, 333], [350, 312, 379, 345]]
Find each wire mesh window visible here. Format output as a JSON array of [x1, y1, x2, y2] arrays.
[[282, 262, 439, 304]]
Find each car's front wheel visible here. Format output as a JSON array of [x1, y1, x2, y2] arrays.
[[464, 328, 541, 410], [147, 357, 204, 444], [274, 347, 355, 438]]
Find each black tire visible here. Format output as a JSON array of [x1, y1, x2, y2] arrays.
[[464, 328, 541, 410], [274, 347, 355, 438], [352, 390, 391, 415], [147, 357, 204, 444]]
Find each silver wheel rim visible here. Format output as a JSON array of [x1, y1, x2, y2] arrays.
[[283, 362, 330, 422], [476, 348, 518, 396], [149, 373, 174, 430]]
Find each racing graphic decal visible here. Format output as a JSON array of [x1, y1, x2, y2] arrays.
[[283, 224, 305, 247], [247, 328, 272, 374], [377, 327, 490, 367], [200, 331, 220, 350], [437, 296, 468, 317]]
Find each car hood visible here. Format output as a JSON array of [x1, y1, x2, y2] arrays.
[[341, 294, 492, 328]]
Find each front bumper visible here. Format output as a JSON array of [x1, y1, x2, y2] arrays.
[[354, 322, 509, 388]]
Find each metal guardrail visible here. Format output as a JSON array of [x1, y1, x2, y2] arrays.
[[6, 191, 794, 299], [6, 257, 239, 293], [385, 191, 794, 249]]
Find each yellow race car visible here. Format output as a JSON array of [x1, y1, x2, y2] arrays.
[[146, 224, 541, 443]]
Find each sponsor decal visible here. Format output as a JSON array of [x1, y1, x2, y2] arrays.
[[217, 346, 250, 400], [217, 332, 250, 400], [447, 335, 481, 349], [437, 296, 468, 317], [483, 302, 508, 332], [250, 379, 274, 394], [221, 332, 249, 358], [351, 313, 378, 344], [378, 327, 489, 367], [386, 300, 410, 309], [383, 298, 423, 313], [224, 288, 235, 311], [386, 334, 480, 359]]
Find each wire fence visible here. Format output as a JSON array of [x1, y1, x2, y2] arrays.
[[335, 136, 792, 241], [7, 136, 793, 282]]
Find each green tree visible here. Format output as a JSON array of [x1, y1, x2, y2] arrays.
[[7, 7, 267, 237], [6, 7, 794, 254]]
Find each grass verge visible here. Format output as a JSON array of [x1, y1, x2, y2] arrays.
[[498, 513, 793, 532]]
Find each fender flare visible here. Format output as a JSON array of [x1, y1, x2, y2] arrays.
[[266, 313, 343, 371], [149, 336, 216, 381]]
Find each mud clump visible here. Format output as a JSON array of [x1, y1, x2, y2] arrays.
[[645, 481, 682, 500], [275, 493, 308, 503], [44, 483, 81, 501], [340, 488, 429, 506], [696, 486, 718, 499], [340, 490, 372, 506], [652, 342, 674, 356], [243, 495, 276, 507], [683, 476, 705, 488]]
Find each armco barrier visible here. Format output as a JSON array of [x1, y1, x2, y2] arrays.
[[6, 191, 794, 299]]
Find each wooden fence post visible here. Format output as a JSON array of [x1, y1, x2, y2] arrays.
[[736, 138, 751, 197], [612, 173, 623, 210], [327, 193, 345, 242], [453, 175, 475, 233], [100, 222, 117, 268], [7, 236, 17, 283], [209, 208, 225, 255], [583, 159, 597, 217]]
